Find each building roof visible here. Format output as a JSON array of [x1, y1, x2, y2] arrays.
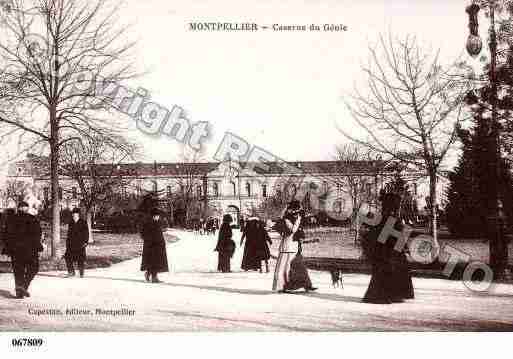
[[8, 155, 400, 179]]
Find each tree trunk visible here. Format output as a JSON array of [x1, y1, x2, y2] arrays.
[[86, 209, 94, 244], [429, 172, 439, 251], [49, 108, 60, 258]]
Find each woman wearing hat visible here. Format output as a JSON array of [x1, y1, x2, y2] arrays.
[[272, 200, 317, 293], [214, 214, 236, 273], [140, 208, 169, 283], [361, 190, 414, 304]]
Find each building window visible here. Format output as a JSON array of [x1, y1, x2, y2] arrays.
[[262, 184, 267, 198], [230, 181, 236, 197], [197, 185, 202, 198], [246, 182, 251, 197], [213, 182, 219, 197], [287, 183, 297, 197], [72, 187, 77, 199], [167, 185, 172, 197], [43, 187, 49, 201], [137, 181, 142, 196], [323, 181, 329, 194], [413, 183, 418, 196], [58, 187, 63, 200]]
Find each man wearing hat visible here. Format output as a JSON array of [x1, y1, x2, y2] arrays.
[[64, 208, 89, 278], [4, 201, 43, 298]]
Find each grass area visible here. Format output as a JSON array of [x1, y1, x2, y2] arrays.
[[269, 227, 513, 265], [0, 229, 179, 273]]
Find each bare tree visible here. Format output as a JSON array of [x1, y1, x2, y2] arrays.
[[0, 0, 137, 256], [4, 179, 31, 205], [339, 33, 468, 246], [258, 178, 297, 220], [324, 144, 383, 242], [169, 146, 208, 227], [60, 134, 138, 242]]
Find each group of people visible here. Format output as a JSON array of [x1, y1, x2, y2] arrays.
[[193, 217, 219, 236], [214, 214, 273, 274], [0, 202, 170, 296], [213, 196, 415, 301], [0, 203, 89, 298], [214, 200, 318, 293], [0, 194, 415, 303]]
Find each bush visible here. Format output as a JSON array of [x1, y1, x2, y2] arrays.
[[101, 211, 144, 233], [98, 210, 170, 234]]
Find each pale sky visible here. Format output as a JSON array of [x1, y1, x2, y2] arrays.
[[1, 0, 473, 182]]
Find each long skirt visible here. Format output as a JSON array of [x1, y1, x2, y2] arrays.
[[273, 252, 294, 291], [363, 257, 414, 304], [285, 253, 313, 291], [272, 252, 313, 291], [141, 241, 169, 273], [217, 251, 231, 273], [241, 241, 260, 271]]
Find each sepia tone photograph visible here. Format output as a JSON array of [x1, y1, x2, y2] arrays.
[[0, 0, 513, 353]]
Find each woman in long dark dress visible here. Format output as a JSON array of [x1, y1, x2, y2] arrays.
[[140, 208, 169, 283], [240, 217, 261, 271], [362, 192, 414, 303], [254, 220, 272, 273], [215, 214, 236, 273]]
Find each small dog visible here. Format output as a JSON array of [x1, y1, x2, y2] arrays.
[[329, 269, 343, 288]]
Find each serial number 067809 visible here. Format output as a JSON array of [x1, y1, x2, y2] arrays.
[[11, 338, 44, 347]]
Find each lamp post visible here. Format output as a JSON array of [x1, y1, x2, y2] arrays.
[[465, 1, 507, 279], [227, 157, 243, 225]]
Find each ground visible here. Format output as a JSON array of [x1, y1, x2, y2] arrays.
[[1, 229, 513, 331]]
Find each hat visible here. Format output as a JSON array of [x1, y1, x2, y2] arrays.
[[150, 208, 161, 216], [287, 200, 301, 212], [222, 214, 233, 223], [18, 201, 29, 208]]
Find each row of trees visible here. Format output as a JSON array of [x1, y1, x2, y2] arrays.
[[338, 1, 513, 277]]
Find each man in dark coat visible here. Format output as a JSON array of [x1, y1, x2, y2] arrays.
[[140, 208, 169, 283], [65, 208, 89, 278], [4, 201, 43, 299]]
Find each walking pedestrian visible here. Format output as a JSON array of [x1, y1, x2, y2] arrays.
[[272, 200, 316, 293], [240, 216, 261, 271], [362, 191, 414, 304], [255, 220, 272, 273], [4, 201, 43, 299], [64, 208, 89, 278], [140, 208, 169, 283], [214, 214, 236, 273]]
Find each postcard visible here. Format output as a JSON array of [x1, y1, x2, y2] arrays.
[[0, 0, 512, 356]]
